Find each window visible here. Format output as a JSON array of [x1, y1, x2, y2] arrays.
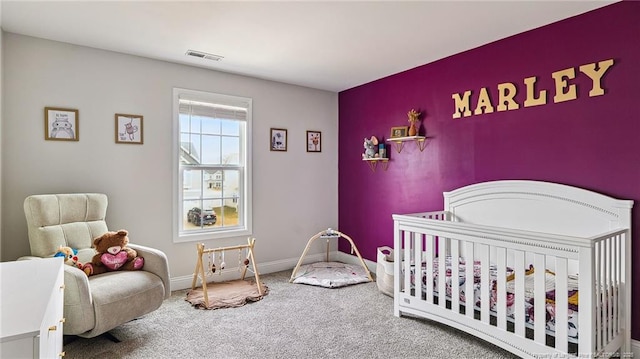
[[173, 88, 252, 242]]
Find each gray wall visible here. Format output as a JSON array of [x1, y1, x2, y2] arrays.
[[0, 29, 3, 259], [1, 33, 338, 285]]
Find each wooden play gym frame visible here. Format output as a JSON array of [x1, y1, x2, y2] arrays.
[[289, 228, 373, 283], [191, 237, 262, 308]]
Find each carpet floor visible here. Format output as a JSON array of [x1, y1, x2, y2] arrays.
[[62, 270, 518, 358]]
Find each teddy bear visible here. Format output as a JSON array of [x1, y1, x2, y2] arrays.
[[84, 229, 144, 276]]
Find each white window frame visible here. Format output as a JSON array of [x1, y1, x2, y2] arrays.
[[172, 88, 252, 243]]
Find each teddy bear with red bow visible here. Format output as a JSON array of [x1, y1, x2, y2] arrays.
[[84, 229, 144, 276]]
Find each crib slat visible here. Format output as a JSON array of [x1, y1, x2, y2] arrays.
[[578, 246, 595, 356], [451, 239, 460, 314], [426, 235, 434, 304], [438, 236, 446, 308], [496, 247, 507, 330], [600, 239, 606, 347], [480, 244, 490, 324], [514, 250, 525, 337], [533, 253, 546, 344], [465, 241, 474, 319], [555, 257, 568, 353], [606, 237, 612, 342], [611, 235, 622, 335], [595, 241, 602, 351], [624, 231, 631, 355], [608, 238, 613, 337], [414, 233, 423, 300], [404, 231, 412, 298], [611, 235, 618, 340]]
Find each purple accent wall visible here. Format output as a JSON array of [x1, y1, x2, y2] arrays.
[[338, 1, 640, 339]]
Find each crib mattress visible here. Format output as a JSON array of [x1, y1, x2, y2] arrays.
[[409, 256, 581, 342]]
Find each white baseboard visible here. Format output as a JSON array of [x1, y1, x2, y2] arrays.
[[335, 251, 377, 274], [170, 252, 328, 291], [171, 251, 378, 291]]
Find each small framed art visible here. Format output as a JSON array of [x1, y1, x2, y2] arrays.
[[306, 131, 321, 152], [45, 107, 79, 141], [390, 126, 408, 139], [270, 128, 287, 151], [115, 114, 143, 144]]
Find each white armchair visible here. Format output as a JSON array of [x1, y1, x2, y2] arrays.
[[21, 193, 170, 338]]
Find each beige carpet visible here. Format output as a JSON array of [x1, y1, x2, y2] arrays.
[[186, 279, 268, 309], [61, 270, 518, 359]]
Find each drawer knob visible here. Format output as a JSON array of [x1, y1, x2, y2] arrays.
[[48, 325, 57, 332], [60, 284, 65, 290], [59, 351, 66, 357], [60, 318, 66, 323]]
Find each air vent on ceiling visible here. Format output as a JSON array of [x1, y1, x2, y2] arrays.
[[185, 50, 224, 61]]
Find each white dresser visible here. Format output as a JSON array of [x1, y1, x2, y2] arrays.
[[0, 258, 65, 358]]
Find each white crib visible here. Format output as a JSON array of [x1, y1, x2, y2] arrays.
[[393, 180, 633, 358]]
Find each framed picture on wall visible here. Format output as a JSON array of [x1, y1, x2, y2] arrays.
[[390, 126, 408, 139], [306, 130, 321, 152], [115, 114, 144, 144], [44, 107, 79, 141], [270, 128, 287, 151]]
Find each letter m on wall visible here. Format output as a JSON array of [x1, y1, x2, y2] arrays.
[[452, 91, 472, 119]]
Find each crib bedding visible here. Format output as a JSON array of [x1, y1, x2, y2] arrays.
[[408, 256, 581, 342]]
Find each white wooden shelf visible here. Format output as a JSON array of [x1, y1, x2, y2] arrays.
[[386, 136, 427, 153]]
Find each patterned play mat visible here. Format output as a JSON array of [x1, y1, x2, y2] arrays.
[[291, 261, 372, 288]]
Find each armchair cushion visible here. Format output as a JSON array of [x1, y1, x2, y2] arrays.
[[24, 193, 108, 257], [76, 271, 165, 337]]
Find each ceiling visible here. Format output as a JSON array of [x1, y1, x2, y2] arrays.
[[0, 1, 618, 93]]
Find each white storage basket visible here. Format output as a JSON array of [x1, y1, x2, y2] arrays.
[[376, 246, 394, 297]]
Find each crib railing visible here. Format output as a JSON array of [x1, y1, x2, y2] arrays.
[[592, 229, 629, 354], [393, 211, 630, 358]]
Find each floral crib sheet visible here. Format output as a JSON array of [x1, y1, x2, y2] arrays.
[[408, 256, 580, 342]]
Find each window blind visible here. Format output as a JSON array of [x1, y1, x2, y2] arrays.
[[179, 99, 248, 121]]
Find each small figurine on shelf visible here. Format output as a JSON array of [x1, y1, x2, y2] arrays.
[[362, 136, 378, 159], [407, 109, 420, 137]]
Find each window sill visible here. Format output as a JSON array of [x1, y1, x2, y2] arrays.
[[174, 227, 252, 243]]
